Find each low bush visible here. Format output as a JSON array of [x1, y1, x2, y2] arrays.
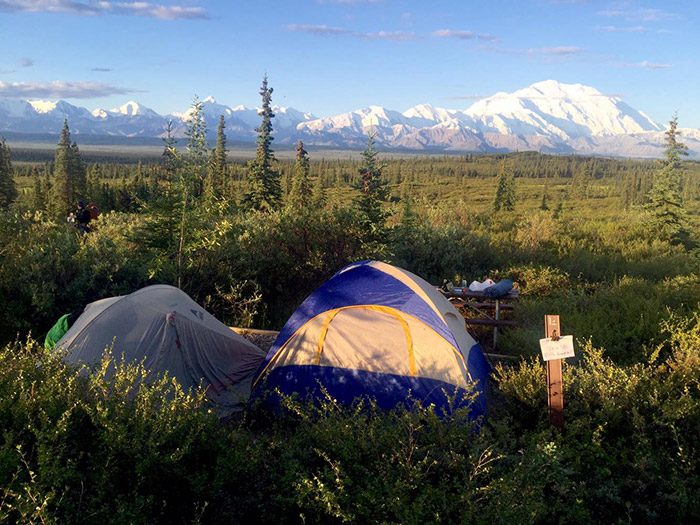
[[1, 314, 698, 523]]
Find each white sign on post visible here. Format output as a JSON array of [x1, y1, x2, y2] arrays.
[[539, 335, 575, 361]]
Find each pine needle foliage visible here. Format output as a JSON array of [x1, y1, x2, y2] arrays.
[[243, 75, 281, 211], [49, 120, 86, 218], [207, 115, 228, 199], [647, 114, 690, 244], [353, 133, 389, 229], [288, 141, 312, 208], [0, 138, 17, 209], [493, 159, 516, 212]]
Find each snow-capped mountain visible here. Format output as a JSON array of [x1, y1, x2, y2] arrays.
[[465, 80, 662, 139], [0, 80, 697, 158]]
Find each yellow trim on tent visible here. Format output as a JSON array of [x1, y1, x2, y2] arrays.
[[315, 310, 340, 365], [253, 304, 467, 387], [313, 305, 416, 376]]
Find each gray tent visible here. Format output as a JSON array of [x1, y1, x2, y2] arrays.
[[56, 285, 265, 415]]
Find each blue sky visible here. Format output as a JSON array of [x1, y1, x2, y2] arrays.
[[1, 0, 698, 127]]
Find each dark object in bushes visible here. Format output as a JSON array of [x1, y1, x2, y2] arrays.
[[484, 279, 514, 298]]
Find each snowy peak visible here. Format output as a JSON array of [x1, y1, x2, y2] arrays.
[[28, 100, 58, 114], [465, 80, 663, 138], [111, 101, 157, 117], [0, 80, 695, 158]]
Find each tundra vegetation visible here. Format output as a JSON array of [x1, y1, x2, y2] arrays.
[[0, 86, 699, 522]]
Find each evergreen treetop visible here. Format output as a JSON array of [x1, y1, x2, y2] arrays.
[[353, 132, 389, 231], [647, 114, 690, 244], [49, 120, 85, 217], [0, 138, 17, 209], [207, 115, 228, 198], [288, 140, 312, 208], [493, 159, 516, 212], [243, 75, 281, 211]]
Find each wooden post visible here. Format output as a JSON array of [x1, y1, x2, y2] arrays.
[[545, 315, 564, 429], [493, 298, 501, 350]]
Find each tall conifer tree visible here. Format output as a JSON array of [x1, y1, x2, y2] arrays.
[[493, 159, 516, 212], [647, 114, 690, 243], [184, 97, 208, 198], [353, 132, 389, 229], [0, 138, 17, 209], [50, 120, 84, 217], [243, 75, 281, 211], [288, 141, 312, 208], [207, 115, 228, 198], [162, 120, 179, 189]]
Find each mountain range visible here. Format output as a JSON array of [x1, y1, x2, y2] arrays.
[[1, 80, 698, 159]]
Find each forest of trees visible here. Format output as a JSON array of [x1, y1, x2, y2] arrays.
[[0, 78, 699, 523]]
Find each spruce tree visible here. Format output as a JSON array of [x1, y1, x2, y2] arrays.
[[49, 120, 74, 217], [207, 115, 227, 198], [493, 159, 516, 212], [288, 140, 312, 208], [70, 141, 87, 200], [243, 75, 281, 211], [647, 114, 689, 243], [312, 174, 326, 209], [162, 120, 179, 189], [0, 138, 17, 209], [184, 96, 208, 198], [353, 132, 389, 229]]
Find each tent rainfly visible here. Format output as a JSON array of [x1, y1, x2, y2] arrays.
[[253, 261, 490, 417], [55, 285, 265, 415]]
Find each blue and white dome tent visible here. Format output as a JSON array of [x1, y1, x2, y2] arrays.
[[252, 261, 491, 417]]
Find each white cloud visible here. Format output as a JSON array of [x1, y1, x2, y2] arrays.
[[0, 80, 139, 98], [615, 60, 672, 69], [637, 60, 671, 69], [528, 46, 584, 55], [286, 24, 351, 36], [19, 57, 34, 67], [0, 0, 208, 19], [594, 25, 649, 33], [361, 30, 416, 41], [433, 29, 497, 41], [597, 7, 675, 22], [286, 24, 416, 41]]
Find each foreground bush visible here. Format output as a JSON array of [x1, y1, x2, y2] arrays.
[[0, 315, 698, 523]]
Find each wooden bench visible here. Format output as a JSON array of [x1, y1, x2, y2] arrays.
[[438, 287, 519, 350]]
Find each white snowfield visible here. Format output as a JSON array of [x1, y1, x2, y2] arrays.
[[0, 80, 696, 159]]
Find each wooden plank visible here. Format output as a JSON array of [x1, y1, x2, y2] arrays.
[[450, 300, 515, 310], [545, 315, 564, 429], [464, 318, 517, 327]]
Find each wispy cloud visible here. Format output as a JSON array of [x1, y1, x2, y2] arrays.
[[362, 30, 416, 41], [594, 25, 648, 33], [19, 57, 34, 67], [286, 23, 351, 36], [91, 67, 113, 72], [615, 60, 672, 69], [0, 80, 139, 98], [597, 7, 675, 22], [433, 29, 497, 41], [528, 46, 584, 55], [286, 24, 416, 41], [0, 0, 208, 20], [636, 60, 672, 69]]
